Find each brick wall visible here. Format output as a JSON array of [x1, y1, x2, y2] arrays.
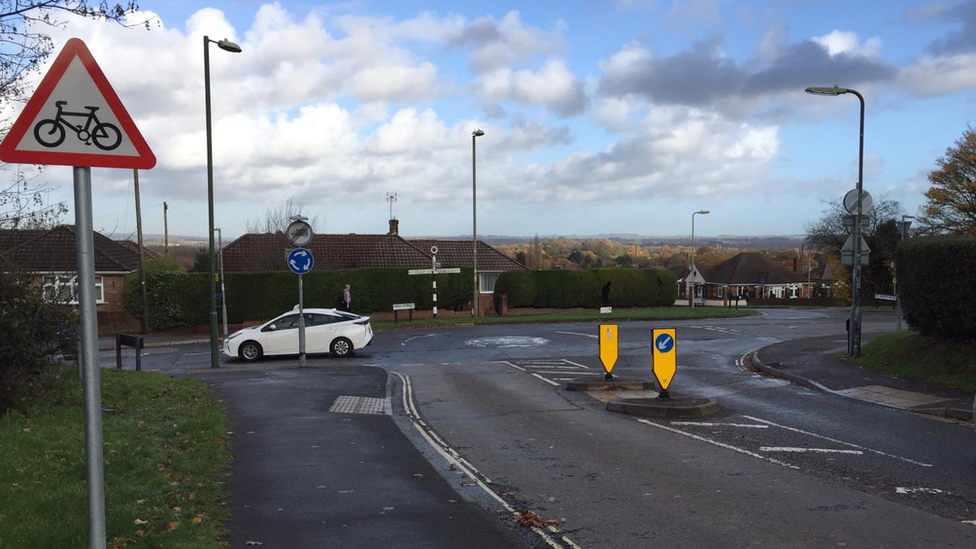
[[99, 274, 127, 312]]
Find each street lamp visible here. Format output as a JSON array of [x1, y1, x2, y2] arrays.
[[895, 215, 916, 331], [690, 210, 709, 308], [204, 35, 242, 368], [805, 85, 865, 357], [472, 128, 484, 320]]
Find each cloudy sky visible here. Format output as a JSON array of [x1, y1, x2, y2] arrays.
[[5, 0, 976, 240]]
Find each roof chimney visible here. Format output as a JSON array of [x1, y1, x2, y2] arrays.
[[388, 218, 399, 235]]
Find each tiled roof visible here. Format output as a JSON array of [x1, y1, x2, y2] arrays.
[[221, 233, 435, 272], [804, 263, 839, 282], [0, 226, 141, 272], [409, 239, 525, 272], [709, 252, 806, 285]]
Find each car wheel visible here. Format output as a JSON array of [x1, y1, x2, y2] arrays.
[[330, 337, 353, 357], [239, 341, 263, 362]]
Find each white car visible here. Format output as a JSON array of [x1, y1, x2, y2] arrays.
[[223, 308, 373, 362]]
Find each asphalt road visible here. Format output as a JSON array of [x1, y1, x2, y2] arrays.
[[106, 309, 976, 548]]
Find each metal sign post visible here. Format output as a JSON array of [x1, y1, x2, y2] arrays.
[[408, 245, 461, 320], [0, 38, 157, 549], [286, 218, 314, 367]]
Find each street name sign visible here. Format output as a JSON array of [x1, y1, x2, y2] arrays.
[[600, 306, 612, 314], [393, 302, 416, 310], [599, 324, 618, 374], [0, 38, 155, 169], [287, 248, 314, 275], [874, 294, 897, 302], [408, 267, 461, 275], [652, 328, 677, 391]]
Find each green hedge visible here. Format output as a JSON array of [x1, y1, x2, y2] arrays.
[[128, 267, 473, 329], [494, 268, 676, 310], [896, 236, 976, 340]]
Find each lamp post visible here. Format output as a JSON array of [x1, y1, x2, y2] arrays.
[[896, 214, 915, 331], [215, 228, 228, 338], [690, 210, 709, 308], [472, 129, 484, 320], [805, 85, 865, 357], [204, 36, 242, 368]]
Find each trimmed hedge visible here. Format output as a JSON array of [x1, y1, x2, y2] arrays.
[[494, 268, 677, 310], [896, 236, 976, 340], [130, 267, 473, 329]]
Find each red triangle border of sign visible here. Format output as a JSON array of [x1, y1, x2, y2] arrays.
[[0, 38, 156, 169]]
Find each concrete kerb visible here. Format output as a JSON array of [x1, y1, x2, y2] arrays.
[[565, 376, 658, 392], [750, 347, 974, 421], [607, 397, 720, 419]]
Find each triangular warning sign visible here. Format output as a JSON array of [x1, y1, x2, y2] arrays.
[[0, 38, 155, 169]]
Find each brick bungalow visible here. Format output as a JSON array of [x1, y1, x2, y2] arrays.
[[221, 219, 525, 315], [0, 225, 147, 333], [671, 252, 812, 304]]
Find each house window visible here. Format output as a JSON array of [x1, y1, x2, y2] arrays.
[[42, 275, 104, 305], [479, 272, 499, 294], [717, 286, 724, 298]]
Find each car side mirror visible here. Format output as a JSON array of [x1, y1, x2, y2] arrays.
[[268, 324, 277, 331]]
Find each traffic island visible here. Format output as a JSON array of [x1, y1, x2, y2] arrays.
[[565, 375, 658, 392], [606, 396, 720, 419]]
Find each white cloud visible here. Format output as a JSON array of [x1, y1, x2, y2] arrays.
[[475, 58, 587, 116], [897, 53, 976, 96], [447, 11, 565, 73], [812, 30, 881, 58]]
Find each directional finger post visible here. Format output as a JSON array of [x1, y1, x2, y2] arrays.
[[599, 324, 618, 380], [652, 328, 677, 398]]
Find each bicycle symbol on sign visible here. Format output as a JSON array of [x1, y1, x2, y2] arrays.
[[33, 100, 122, 151]]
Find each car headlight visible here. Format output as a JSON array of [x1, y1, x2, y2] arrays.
[[227, 331, 243, 341]]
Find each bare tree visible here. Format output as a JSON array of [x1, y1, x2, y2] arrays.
[[0, 1, 147, 229], [805, 193, 902, 253], [245, 196, 324, 234], [916, 125, 976, 235]]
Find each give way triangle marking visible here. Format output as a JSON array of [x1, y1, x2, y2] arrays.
[[0, 37, 155, 169]]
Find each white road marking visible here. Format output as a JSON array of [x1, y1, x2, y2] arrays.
[[185, 351, 210, 356], [523, 365, 583, 370], [895, 487, 948, 495], [532, 371, 588, 375], [532, 373, 561, 386], [502, 361, 526, 371], [962, 520, 976, 526], [741, 415, 933, 467], [760, 447, 863, 455], [391, 371, 580, 549], [636, 419, 800, 470], [401, 333, 436, 346], [555, 331, 597, 338], [560, 359, 591, 369], [671, 422, 769, 429]]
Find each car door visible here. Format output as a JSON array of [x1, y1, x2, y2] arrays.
[[262, 314, 300, 355], [306, 313, 342, 352]]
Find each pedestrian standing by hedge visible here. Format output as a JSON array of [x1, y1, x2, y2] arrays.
[[339, 284, 352, 312], [601, 281, 611, 307]]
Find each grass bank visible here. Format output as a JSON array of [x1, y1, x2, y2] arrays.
[[0, 367, 229, 549], [847, 331, 976, 392], [374, 306, 758, 330]]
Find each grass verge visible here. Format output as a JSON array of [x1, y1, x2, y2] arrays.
[[374, 306, 758, 330], [0, 366, 230, 549], [847, 331, 976, 392]]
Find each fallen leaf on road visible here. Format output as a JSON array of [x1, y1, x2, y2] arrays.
[[338, 490, 354, 494], [461, 480, 479, 487], [516, 509, 562, 529], [449, 463, 458, 471]]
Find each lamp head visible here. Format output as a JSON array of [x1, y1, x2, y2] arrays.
[[805, 86, 849, 96], [217, 39, 242, 53], [472, 129, 485, 137], [696, 210, 710, 215]]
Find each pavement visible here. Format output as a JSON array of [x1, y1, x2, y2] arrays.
[[753, 333, 975, 421], [190, 365, 529, 549]]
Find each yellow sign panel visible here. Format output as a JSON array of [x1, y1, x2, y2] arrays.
[[599, 324, 618, 373], [652, 328, 677, 390]]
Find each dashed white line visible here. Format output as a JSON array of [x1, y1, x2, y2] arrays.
[[532, 373, 561, 386], [636, 419, 800, 470], [502, 361, 526, 371], [401, 333, 436, 346], [962, 520, 976, 526], [895, 487, 948, 495], [671, 422, 769, 429], [741, 415, 933, 467], [760, 447, 863, 455], [555, 331, 597, 338]]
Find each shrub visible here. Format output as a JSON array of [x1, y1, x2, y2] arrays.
[[140, 267, 474, 329], [494, 268, 676, 310], [896, 236, 976, 340], [122, 257, 184, 319], [0, 259, 76, 413]]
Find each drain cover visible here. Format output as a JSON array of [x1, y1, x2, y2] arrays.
[[329, 395, 389, 415]]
